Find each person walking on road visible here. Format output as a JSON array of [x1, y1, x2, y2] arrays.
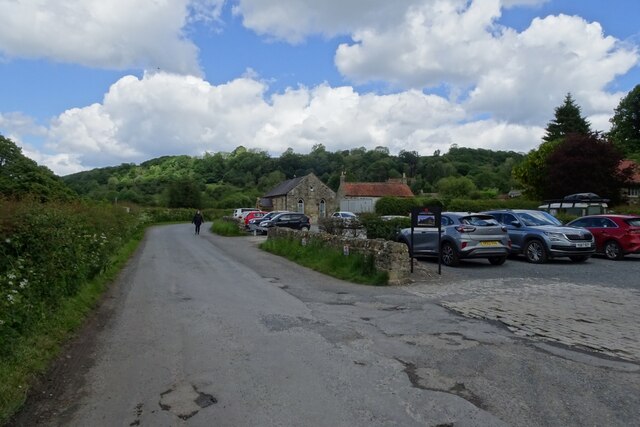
[[192, 210, 204, 235]]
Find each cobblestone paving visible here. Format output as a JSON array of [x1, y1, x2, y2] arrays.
[[407, 279, 640, 363]]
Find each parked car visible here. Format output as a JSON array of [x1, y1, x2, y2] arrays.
[[331, 211, 358, 220], [395, 212, 511, 267], [482, 209, 595, 263], [257, 212, 311, 233], [244, 211, 268, 228], [566, 214, 640, 260], [232, 208, 259, 219], [248, 211, 288, 233]]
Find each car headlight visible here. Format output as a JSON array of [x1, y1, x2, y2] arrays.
[[544, 231, 565, 241]]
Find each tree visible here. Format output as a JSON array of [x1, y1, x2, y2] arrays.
[[515, 94, 591, 199], [435, 176, 477, 199], [512, 139, 562, 200], [166, 178, 202, 208], [0, 134, 75, 200], [543, 93, 591, 142], [609, 84, 640, 159], [543, 133, 632, 204]]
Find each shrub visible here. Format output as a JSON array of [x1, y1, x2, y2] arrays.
[[445, 198, 541, 212], [359, 213, 410, 240], [375, 197, 419, 216], [0, 199, 140, 358], [317, 217, 362, 236], [211, 218, 245, 236], [139, 207, 195, 223]]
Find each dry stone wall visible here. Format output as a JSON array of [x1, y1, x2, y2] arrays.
[[267, 227, 411, 285]]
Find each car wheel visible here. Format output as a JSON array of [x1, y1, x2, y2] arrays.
[[441, 242, 460, 267], [604, 240, 624, 260], [569, 255, 589, 262], [301, 226, 309, 231], [524, 240, 548, 263], [488, 256, 507, 265]]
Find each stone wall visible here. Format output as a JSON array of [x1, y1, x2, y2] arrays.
[[267, 227, 411, 285]]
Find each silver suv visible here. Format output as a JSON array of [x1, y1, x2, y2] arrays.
[[396, 212, 511, 267], [482, 209, 595, 263]]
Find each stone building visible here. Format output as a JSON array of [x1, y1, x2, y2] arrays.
[[620, 159, 640, 204], [336, 172, 414, 213], [260, 173, 337, 222]]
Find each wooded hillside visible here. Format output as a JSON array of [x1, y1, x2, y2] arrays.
[[61, 145, 524, 208]]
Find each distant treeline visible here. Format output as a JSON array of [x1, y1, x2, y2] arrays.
[[62, 144, 524, 208]]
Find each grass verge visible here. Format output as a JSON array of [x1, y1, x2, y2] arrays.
[[0, 227, 146, 425], [260, 237, 388, 286], [211, 220, 246, 236]]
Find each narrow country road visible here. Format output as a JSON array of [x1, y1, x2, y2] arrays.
[[11, 224, 640, 426]]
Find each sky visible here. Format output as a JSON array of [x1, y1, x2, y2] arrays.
[[0, 0, 639, 176]]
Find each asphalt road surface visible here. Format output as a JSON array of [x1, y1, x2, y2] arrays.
[[11, 224, 640, 426]]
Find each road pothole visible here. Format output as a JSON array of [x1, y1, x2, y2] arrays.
[[397, 359, 486, 410], [159, 383, 217, 420]]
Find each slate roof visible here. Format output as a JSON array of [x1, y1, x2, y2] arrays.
[[263, 176, 304, 197], [342, 182, 414, 198]]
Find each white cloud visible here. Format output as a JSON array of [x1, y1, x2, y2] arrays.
[[233, 0, 418, 44], [329, 2, 637, 127], [2, 0, 636, 176], [0, 0, 223, 74], [335, 0, 506, 88], [36, 72, 545, 175], [0, 112, 47, 137], [465, 14, 638, 125], [502, 0, 549, 7]]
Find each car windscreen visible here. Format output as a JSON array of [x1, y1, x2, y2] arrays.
[[626, 218, 640, 227], [460, 215, 499, 226], [517, 211, 562, 226]]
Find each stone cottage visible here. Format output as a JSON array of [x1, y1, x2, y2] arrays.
[[260, 173, 337, 222], [620, 159, 640, 204], [336, 172, 414, 213]]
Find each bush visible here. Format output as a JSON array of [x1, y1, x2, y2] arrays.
[[610, 204, 640, 215], [0, 199, 140, 358], [138, 207, 196, 223], [445, 198, 541, 212], [375, 197, 419, 216], [359, 213, 410, 240], [211, 218, 245, 236], [317, 217, 362, 236]]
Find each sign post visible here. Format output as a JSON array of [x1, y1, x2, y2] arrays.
[[410, 206, 443, 275]]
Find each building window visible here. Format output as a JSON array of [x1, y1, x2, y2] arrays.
[[298, 198, 304, 213], [319, 199, 326, 217], [629, 187, 640, 197]]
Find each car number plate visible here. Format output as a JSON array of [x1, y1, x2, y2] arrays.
[[479, 241, 500, 246], [575, 242, 591, 248]]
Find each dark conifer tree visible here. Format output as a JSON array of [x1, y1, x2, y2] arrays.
[[543, 93, 591, 142]]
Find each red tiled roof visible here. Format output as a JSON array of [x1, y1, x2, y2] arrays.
[[342, 182, 414, 197], [619, 160, 640, 183]]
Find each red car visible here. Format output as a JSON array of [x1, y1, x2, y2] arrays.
[[244, 211, 268, 227], [567, 214, 640, 260]]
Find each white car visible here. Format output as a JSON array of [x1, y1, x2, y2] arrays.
[[331, 211, 357, 220], [232, 208, 259, 218]]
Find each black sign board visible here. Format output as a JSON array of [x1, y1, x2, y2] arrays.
[[409, 206, 443, 274]]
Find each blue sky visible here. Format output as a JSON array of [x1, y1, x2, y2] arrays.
[[0, 0, 638, 175]]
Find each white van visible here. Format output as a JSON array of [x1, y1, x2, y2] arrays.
[[232, 208, 259, 218]]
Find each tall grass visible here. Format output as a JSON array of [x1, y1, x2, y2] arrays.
[[211, 219, 246, 236], [260, 237, 388, 286]]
